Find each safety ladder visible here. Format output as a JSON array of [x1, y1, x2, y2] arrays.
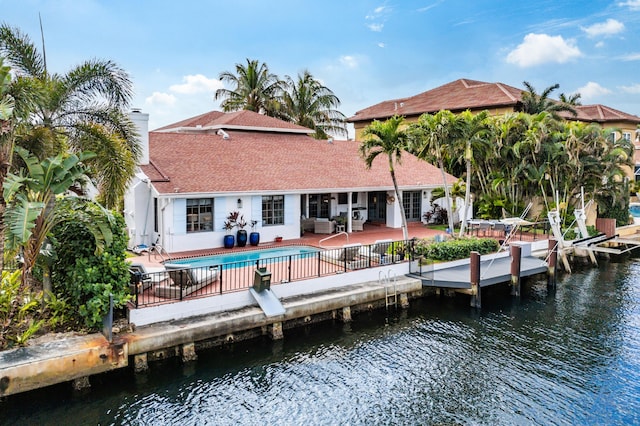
[[379, 269, 398, 310]]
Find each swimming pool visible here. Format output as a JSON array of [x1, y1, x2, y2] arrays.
[[630, 203, 640, 224], [168, 246, 321, 269]]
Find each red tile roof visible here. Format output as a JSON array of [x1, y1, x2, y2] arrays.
[[348, 79, 522, 122], [563, 104, 640, 124], [154, 110, 312, 133], [348, 78, 640, 125], [143, 110, 455, 195]]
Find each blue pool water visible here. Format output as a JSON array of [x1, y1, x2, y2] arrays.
[[630, 204, 640, 217], [169, 246, 321, 268]]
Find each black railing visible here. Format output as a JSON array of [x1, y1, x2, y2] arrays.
[[130, 240, 411, 308]]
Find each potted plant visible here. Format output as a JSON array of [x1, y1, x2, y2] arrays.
[[249, 220, 260, 246], [223, 220, 235, 248], [235, 214, 248, 247]]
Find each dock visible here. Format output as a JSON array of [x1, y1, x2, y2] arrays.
[[410, 255, 548, 289]]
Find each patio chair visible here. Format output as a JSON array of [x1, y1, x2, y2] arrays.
[[352, 219, 365, 232], [476, 221, 492, 236], [128, 263, 153, 294], [314, 218, 335, 234], [491, 222, 506, 237]]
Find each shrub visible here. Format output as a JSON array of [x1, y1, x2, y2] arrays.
[[50, 209, 131, 330], [413, 237, 499, 262], [0, 270, 43, 349]]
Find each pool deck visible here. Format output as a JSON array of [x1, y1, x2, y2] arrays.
[[129, 222, 447, 269]]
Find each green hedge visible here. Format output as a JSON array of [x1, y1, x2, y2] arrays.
[[413, 237, 499, 261]]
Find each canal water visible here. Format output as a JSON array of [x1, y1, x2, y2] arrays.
[[2, 258, 640, 425]]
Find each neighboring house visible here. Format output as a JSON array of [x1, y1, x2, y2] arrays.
[[348, 78, 640, 179], [124, 109, 456, 252]]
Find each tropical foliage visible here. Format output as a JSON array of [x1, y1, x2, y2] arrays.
[[519, 81, 577, 118], [0, 24, 140, 209], [50, 205, 130, 330], [215, 59, 347, 139], [0, 24, 138, 347], [408, 110, 459, 233], [409, 109, 633, 228], [280, 70, 347, 139], [215, 58, 283, 116], [360, 115, 410, 240]]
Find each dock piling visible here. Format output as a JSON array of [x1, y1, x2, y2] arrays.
[[469, 251, 481, 309], [510, 245, 522, 297]]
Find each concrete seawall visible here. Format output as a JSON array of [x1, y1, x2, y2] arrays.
[[0, 274, 423, 397]]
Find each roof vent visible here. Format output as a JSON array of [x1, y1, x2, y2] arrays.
[[217, 129, 230, 140]]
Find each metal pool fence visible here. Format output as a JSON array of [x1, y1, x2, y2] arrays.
[[130, 240, 412, 308]]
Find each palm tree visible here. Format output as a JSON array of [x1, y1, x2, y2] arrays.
[[215, 58, 284, 116], [0, 24, 140, 209], [519, 81, 577, 118], [360, 116, 410, 241], [409, 110, 458, 234], [454, 110, 490, 236], [559, 92, 582, 106], [280, 70, 347, 139]]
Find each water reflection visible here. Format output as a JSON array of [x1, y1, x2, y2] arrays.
[[2, 260, 640, 425]]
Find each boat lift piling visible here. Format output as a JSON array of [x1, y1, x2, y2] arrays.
[[547, 238, 558, 289]]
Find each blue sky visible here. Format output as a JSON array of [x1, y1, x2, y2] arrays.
[[3, 0, 640, 135]]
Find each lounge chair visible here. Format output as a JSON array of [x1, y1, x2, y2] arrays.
[[154, 263, 219, 298], [352, 219, 365, 232], [128, 263, 153, 294]]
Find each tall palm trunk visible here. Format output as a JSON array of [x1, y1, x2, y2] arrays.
[[438, 156, 455, 234], [459, 141, 472, 237], [389, 158, 409, 241]]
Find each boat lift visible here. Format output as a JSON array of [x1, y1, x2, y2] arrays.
[[547, 188, 640, 272]]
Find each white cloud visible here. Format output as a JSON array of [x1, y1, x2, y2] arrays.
[[340, 55, 359, 69], [506, 33, 582, 67], [620, 83, 640, 94], [169, 74, 222, 94], [577, 82, 612, 100], [365, 4, 390, 32], [581, 19, 624, 37], [417, 1, 443, 12], [145, 91, 176, 106], [378, 42, 385, 48], [595, 41, 605, 48], [620, 52, 640, 61], [618, 0, 640, 10]]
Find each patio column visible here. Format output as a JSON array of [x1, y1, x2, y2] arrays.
[[347, 191, 353, 233]]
